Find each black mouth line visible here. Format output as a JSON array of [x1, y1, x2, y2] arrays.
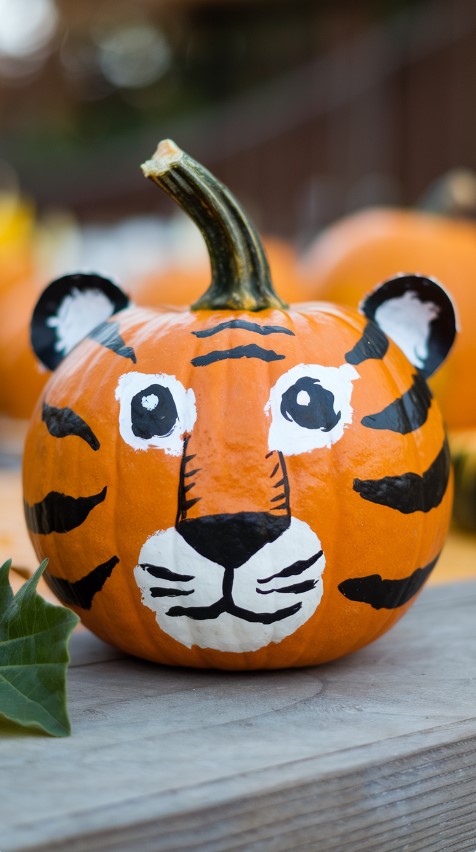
[[165, 598, 303, 624], [257, 550, 324, 584]]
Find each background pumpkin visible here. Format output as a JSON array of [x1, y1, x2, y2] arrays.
[[300, 175, 476, 431], [0, 198, 47, 450], [22, 141, 456, 669]]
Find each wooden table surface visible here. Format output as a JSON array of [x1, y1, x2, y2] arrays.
[[2, 458, 476, 851], [1, 580, 476, 851]]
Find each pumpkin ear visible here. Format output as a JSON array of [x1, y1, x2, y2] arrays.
[[360, 274, 457, 378], [31, 273, 130, 371]]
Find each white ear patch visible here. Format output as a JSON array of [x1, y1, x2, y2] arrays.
[[46, 286, 116, 357], [374, 291, 439, 370]]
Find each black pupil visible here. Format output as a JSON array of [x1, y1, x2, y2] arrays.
[[280, 377, 341, 431], [131, 384, 178, 439]]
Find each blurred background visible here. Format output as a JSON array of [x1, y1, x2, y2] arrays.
[[2, 0, 476, 237], [3, 0, 476, 588]]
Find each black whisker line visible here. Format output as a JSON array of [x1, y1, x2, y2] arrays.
[[184, 468, 201, 478], [183, 482, 196, 493], [257, 579, 318, 596], [140, 564, 194, 582], [271, 493, 286, 502], [270, 503, 289, 512], [273, 478, 285, 488], [192, 319, 295, 338], [270, 463, 280, 478], [150, 587, 195, 598], [259, 550, 323, 583]]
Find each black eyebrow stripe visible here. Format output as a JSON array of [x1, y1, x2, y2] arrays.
[[45, 555, 119, 610], [345, 321, 389, 365], [24, 486, 107, 534], [90, 320, 136, 363], [192, 344, 285, 367], [192, 319, 295, 338], [353, 437, 450, 513], [42, 401, 100, 450], [361, 373, 433, 434], [338, 552, 440, 609]]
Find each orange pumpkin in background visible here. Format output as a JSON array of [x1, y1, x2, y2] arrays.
[[0, 199, 46, 436], [23, 141, 456, 669], [301, 172, 476, 431]]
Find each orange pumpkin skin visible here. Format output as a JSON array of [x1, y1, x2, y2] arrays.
[[301, 208, 476, 429], [23, 298, 452, 670]]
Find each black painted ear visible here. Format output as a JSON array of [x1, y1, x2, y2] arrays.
[[31, 273, 130, 371], [360, 274, 457, 378]]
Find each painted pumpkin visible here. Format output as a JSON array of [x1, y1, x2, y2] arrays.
[[22, 141, 457, 669], [300, 199, 476, 431]]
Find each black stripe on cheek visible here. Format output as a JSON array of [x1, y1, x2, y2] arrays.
[[42, 402, 100, 450], [45, 555, 119, 610], [24, 487, 107, 534], [361, 373, 433, 434], [192, 344, 285, 367], [192, 320, 295, 338], [353, 438, 450, 514], [338, 552, 440, 609], [90, 320, 136, 362], [345, 321, 389, 365]]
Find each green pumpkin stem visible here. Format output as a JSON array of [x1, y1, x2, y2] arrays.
[[141, 139, 288, 311]]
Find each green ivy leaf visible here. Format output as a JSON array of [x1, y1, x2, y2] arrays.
[[0, 559, 79, 737]]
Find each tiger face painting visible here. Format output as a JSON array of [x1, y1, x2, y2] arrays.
[[23, 271, 457, 669]]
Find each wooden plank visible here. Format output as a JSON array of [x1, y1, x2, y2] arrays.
[[2, 580, 476, 851]]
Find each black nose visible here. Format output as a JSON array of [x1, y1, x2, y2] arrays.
[[176, 512, 290, 570]]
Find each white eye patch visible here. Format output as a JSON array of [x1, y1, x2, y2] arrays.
[[265, 363, 359, 456], [116, 371, 196, 455]]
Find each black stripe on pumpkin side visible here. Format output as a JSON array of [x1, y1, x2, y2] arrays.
[[361, 373, 433, 434], [338, 552, 440, 609], [45, 555, 119, 610], [353, 437, 450, 514], [42, 401, 100, 450], [345, 321, 389, 365], [24, 486, 107, 534], [89, 320, 136, 362]]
